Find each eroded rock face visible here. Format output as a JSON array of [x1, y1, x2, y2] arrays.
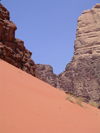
[[0, 4, 38, 78], [57, 4, 100, 105], [74, 4, 100, 59], [0, 4, 17, 42], [36, 64, 57, 87]]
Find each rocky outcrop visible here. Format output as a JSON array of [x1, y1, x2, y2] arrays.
[[36, 64, 57, 87], [0, 4, 38, 78], [36, 4, 100, 106]]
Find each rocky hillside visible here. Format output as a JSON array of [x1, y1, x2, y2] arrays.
[[0, 4, 38, 78], [36, 4, 100, 106]]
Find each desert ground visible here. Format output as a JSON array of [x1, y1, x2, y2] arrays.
[[0, 59, 100, 133]]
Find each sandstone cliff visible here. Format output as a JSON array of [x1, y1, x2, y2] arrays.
[[0, 4, 38, 78], [58, 4, 100, 104], [36, 4, 100, 106]]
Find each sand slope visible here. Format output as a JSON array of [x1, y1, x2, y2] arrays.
[[0, 59, 100, 133]]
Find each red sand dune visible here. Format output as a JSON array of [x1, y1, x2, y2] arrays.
[[0, 59, 100, 133]]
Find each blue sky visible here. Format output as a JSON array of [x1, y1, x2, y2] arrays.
[[1, 0, 99, 74]]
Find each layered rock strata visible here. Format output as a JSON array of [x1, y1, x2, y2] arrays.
[[36, 4, 100, 106], [57, 4, 100, 104], [0, 4, 38, 77]]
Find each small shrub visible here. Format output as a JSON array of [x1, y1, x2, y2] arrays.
[[65, 93, 85, 108], [65, 91, 74, 96], [89, 99, 99, 108], [76, 97, 84, 107], [65, 94, 75, 103]]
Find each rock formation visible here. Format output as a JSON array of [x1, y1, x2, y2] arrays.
[[57, 4, 100, 104], [36, 64, 57, 87], [36, 4, 100, 106], [0, 4, 38, 78]]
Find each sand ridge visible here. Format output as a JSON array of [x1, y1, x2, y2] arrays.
[[0, 59, 100, 133]]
